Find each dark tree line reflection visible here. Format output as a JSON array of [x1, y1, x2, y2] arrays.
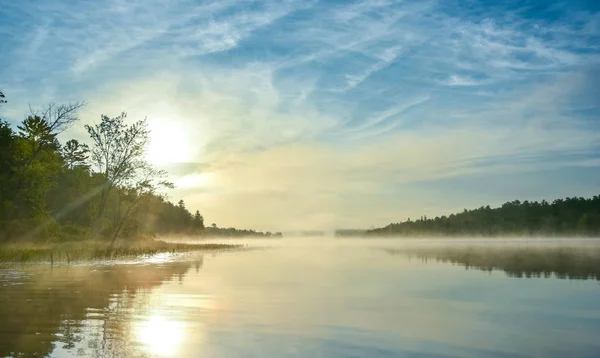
[[385, 245, 600, 280], [0, 257, 202, 357]]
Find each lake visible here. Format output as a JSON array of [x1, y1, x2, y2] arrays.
[[1, 238, 600, 357]]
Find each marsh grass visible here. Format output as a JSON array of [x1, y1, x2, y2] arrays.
[[0, 240, 240, 263]]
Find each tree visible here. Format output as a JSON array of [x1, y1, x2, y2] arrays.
[[85, 113, 149, 235], [193, 210, 204, 231], [0, 120, 17, 236], [0, 90, 6, 106], [85, 112, 172, 244], [108, 166, 173, 246], [18, 115, 56, 146], [366, 195, 600, 237], [0, 93, 278, 242], [0, 102, 83, 241], [62, 139, 89, 169], [13, 102, 84, 167]]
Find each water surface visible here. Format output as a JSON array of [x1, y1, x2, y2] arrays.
[[1, 238, 600, 357]]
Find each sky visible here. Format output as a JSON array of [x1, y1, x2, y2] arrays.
[[1, 0, 599, 232]]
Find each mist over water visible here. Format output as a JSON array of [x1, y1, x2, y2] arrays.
[[1, 238, 600, 357]]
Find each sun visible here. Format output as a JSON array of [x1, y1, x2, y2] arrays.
[[146, 119, 192, 165]]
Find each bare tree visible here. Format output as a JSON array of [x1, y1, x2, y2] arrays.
[[85, 112, 172, 243], [21, 102, 85, 165], [32, 102, 85, 134]]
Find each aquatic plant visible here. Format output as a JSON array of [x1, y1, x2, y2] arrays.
[[0, 240, 240, 263]]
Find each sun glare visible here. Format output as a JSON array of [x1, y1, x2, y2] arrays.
[[146, 119, 192, 165], [172, 173, 215, 189], [135, 314, 186, 357]]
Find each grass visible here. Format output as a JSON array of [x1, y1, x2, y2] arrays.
[[0, 239, 241, 263]]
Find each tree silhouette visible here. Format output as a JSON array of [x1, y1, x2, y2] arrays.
[[367, 196, 600, 237], [61, 139, 89, 169], [193, 210, 204, 230]]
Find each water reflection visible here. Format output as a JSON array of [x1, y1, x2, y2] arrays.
[[2, 241, 600, 358], [0, 258, 201, 357], [385, 244, 600, 280], [136, 313, 187, 356]]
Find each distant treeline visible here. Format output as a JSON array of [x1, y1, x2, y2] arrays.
[[0, 91, 274, 243], [334, 229, 366, 237], [204, 226, 283, 238], [366, 196, 600, 237]]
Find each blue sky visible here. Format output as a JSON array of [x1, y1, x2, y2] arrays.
[[1, 0, 599, 231]]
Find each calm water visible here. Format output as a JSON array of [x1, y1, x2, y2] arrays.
[[1, 238, 600, 358]]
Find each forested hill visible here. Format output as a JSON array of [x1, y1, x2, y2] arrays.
[[366, 196, 600, 237]]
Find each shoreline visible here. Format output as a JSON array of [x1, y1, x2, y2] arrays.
[[0, 240, 242, 263]]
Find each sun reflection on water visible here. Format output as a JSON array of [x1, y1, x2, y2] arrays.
[[135, 314, 186, 357], [133, 293, 214, 357]]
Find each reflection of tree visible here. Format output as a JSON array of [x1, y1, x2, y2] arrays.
[[385, 246, 600, 280], [0, 258, 201, 357]]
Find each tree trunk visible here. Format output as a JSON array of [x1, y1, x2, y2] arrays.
[[108, 196, 142, 248], [94, 182, 111, 237]]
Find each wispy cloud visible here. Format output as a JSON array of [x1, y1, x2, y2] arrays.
[[342, 46, 402, 91], [1, 0, 310, 79], [1, 0, 599, 230], [343, 95, 431, 137], [442, 75, 482, 87]]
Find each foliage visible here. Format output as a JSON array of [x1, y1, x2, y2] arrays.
[[366, 196, 600, 237], [0, 96, 274, 244], [62, 139, 89, 169], [85, 113, 157, 241], [85, 113, 150, 189]]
